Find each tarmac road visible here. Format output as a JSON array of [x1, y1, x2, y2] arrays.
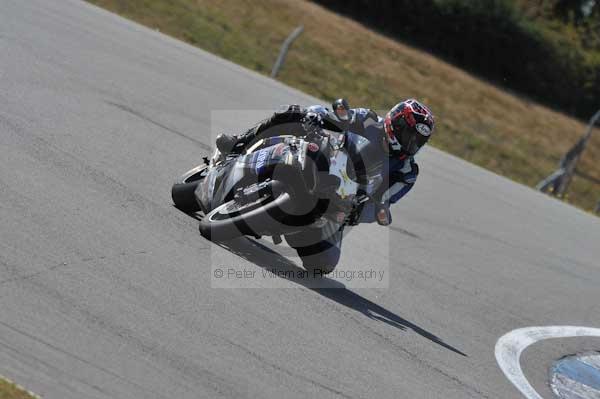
[[1, 1, 600, 398]]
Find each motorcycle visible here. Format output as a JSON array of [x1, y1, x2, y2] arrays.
[[171, 106, 381, 273]]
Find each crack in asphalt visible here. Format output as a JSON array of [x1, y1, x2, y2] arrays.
[[0, 272, 234, 398], [0, 261, 70, 287], [0, 251, 150, 287], [0, 321, 165, 399], [336, 309, 489, 399], [388, 225, 421, 239], [105, 101, 213, 151], [221, 337, 356, 399]]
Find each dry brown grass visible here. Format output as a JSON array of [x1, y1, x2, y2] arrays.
[[89, 0, 600, 211], [0, 378, 37, 399]]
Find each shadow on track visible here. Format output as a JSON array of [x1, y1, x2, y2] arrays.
[[216, 236, 467, 357]]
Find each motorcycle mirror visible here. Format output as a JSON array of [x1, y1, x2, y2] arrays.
[[332, 98, 350, 122]]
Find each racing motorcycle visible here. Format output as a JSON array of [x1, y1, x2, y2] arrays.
[[171, 107, 381, 252]]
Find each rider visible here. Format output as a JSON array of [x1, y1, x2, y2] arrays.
[[215, 99, 435, 273]]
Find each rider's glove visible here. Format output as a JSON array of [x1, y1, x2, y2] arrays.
[[302, 112, 323, 133]]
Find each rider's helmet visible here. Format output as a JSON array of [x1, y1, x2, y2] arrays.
[[332, 98, 350, 121], [384, 99, 435, 157]]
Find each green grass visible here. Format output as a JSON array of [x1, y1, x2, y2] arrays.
[[88, 0, 600, 212], [0, 377, 38, 399]]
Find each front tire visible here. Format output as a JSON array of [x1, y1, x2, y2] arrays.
[[199, 181, 296, 241], [171, 165, 208, 212]]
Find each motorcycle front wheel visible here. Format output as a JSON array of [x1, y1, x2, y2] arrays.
[[199, 180, 297, 241], [171, 164, 208, 212]]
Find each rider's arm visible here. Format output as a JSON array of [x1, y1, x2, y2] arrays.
[[381, 161, 418, 204], [353, 108, 380, 124], [308, 106, 381, 135], [359, 159, 419, 224], [251, 104, 308, 137], [349, 108, 382, 138]]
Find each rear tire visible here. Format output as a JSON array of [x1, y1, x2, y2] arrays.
[[302, 264, 337, 276], [171, 165, 208, 212], [285, 226, 343, 276]]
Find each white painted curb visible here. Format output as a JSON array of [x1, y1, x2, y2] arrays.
[[495, 326, 600, 399]]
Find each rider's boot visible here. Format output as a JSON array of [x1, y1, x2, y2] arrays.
[[215, 127, 258, 155]]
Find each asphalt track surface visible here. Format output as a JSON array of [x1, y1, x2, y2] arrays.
[[1, 1, 600, 398]]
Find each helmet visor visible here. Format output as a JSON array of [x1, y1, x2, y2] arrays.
[[399, 125, 430, 155]]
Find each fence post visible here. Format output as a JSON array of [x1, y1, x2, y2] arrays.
[[271, 25, 304, 78], [555, 110, 600, 197], [538, 108, 600, 199]]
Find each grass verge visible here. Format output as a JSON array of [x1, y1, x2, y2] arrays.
[[0, 377, 39, 399], [87, 0, 600, 212]]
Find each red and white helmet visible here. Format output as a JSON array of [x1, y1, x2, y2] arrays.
[[384, 99, 435, 157]]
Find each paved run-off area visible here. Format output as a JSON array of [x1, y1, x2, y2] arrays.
[[1, 1, 600, 398]]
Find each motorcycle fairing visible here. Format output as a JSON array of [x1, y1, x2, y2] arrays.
[[196, 141, 306, 213]]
